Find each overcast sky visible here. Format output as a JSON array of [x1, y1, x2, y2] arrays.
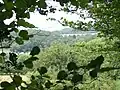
[[26, 11, 80, 31]]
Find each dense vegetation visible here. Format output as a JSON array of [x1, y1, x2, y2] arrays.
[[0, 0, 120, 90], [16, 37, 120, 90]]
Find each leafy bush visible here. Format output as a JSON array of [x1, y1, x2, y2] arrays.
[[32, 38, 120, 89]]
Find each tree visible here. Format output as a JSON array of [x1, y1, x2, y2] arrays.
[[0, 0, 120, 90], [0, 0, 119, 48], [48, 0, 120, 39]]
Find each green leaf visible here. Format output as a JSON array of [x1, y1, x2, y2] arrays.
[[27, 56, 39, 62], [37, 67, 47, 75], [0, 11, 13, 20], [87, 55, 104, 69], [71, 74, 83, 84], [19, 30, 29, 40], [78, 0, 89, 8], [15, 37, 24, 45], [38, 0, 47, 9], [26, 12, 30, 19], [21, 12, 30, 19], [29, 6, 35, 12], [67, 62, 78, 71], [21, 86, 26, 90], [70, 0, 78, 6], [9, 53, 17, 62], [31, 75, 35, 80], [19, 30, 28, 37], [39, 84, 44, 90], [63, 85, 69, 90], [17, 19, 35, 28], [1, 81, 15, 90], [5, 1, 14, 11], [89, 69, 98, 78], [45, 80, 53, 89], [30, 46, 40, 56], [5, 11, 13, 19], [13, 75, 22, 87], [6, 86, 15, 90], [99, 67, 120, 72], [28, 34, 34, 38], [45, 82, 50, 89], [57, 70, 68, 80], [23, 35, 29, 40], [0, 13, 6, 20], [23, 56, 38, 69], [15, 0, 27, 8], [42, 75, 50, 78], [16, 62, 24, 70], [12, 28, 19, 33], [25, 0, 37, 8], [1, 81, 11, 88], [0, 52, 6, 57], [23, 60, 33, 69], [0, 55, 4, 63]]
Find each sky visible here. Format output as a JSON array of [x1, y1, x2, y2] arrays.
[[22, 0, 82, 31], [1, 0, 92, 31], [26, 10, 80, 31], [25, 0, 92, 31]]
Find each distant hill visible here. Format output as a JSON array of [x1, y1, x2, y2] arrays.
[[10, 28, 97, 53], [26, 27, 97, 35], [53, 28, 97, 35]]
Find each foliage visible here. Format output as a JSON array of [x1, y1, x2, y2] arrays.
[[0, 51, 115, 90], [0, 37, 119, 90], [0, 0, 120, 90], [56, 0, 120, 39], [33, 38, 120, 89]]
